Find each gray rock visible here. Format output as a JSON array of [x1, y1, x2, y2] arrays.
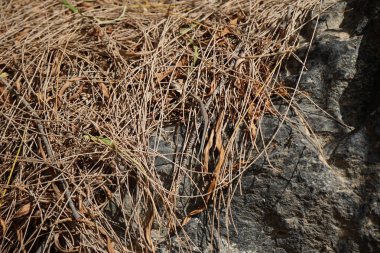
[[139, 0, 380, 252], [182, 0, 379, 252]]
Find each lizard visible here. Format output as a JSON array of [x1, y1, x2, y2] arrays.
[[170, 43, 245, 163], [170, 81, 209, 161]]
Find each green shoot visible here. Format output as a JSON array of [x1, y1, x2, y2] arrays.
[[62, 0, 79, 14]]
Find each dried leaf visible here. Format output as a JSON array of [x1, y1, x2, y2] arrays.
[[53, 218, 73, 226], [155, 59, 185, 83], [179, 56, 188, 66], [155, 67, 174, 83], [120, 49, 154, 59], [250, 120, 257, 140], [16, 229, 26, 253], [14, 203, 31, 218], [184, 112, 226, 225], [58, 79, 74, 100], [98, 82, 110, 99], [205, 146, 225, 201], [57, 78, 81, 108], [214, 111, 225, 151], [203, 130, 215, 173], [192, 44, 199, 66], [276, 86, 290, 97], [181, 216, 191, 227], [205, 112, 226, 202], [15, 77, 22, 92], [76, 1, 92, 10], [54, 233, 78, 253], [35, 92, 45, 103], [181, 205, 206, 226], [52, 183, 62, 199], [0, 217, 6, 235], [0, 86, 10, 103], [220, 27, 230, 38], [230, 18, 238, 27], [68, 83, 84, 101], [188, 207, 205, 217], [205, 78, 217, 96], [107, 235, 116, 253], [219, 18, 238, 37], [102, 185, 113, 199], [145, 209, 154, 252], [13, 184, 28, 193]]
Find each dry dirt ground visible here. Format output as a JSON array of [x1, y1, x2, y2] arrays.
[[0, 0, 320, 252]]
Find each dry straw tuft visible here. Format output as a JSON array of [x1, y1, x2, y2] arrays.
[[1, 0, 320, 252]]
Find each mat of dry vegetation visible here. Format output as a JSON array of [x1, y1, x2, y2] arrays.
[[0, 0, 320, 252]]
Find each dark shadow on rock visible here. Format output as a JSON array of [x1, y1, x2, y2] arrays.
[[332, 0, 380, 251], [340, 0, 380, 127]]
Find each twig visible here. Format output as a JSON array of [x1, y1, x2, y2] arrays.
[[80, 5, 127, 25], [0, 77, 81, 220]]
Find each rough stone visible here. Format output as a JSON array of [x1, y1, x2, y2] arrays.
[[152, 0, 380, 252]]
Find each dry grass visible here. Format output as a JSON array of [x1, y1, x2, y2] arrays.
[[0, 0, 320, 252]]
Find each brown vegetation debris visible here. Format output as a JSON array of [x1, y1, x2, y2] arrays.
[[0, 0, 320, 252]]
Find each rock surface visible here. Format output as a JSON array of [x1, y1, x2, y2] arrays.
[[153, 0, 380, 252], [218, 0, 380, 252]]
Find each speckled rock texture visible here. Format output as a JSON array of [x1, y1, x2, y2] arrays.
[[154, 0, 380, 252]]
